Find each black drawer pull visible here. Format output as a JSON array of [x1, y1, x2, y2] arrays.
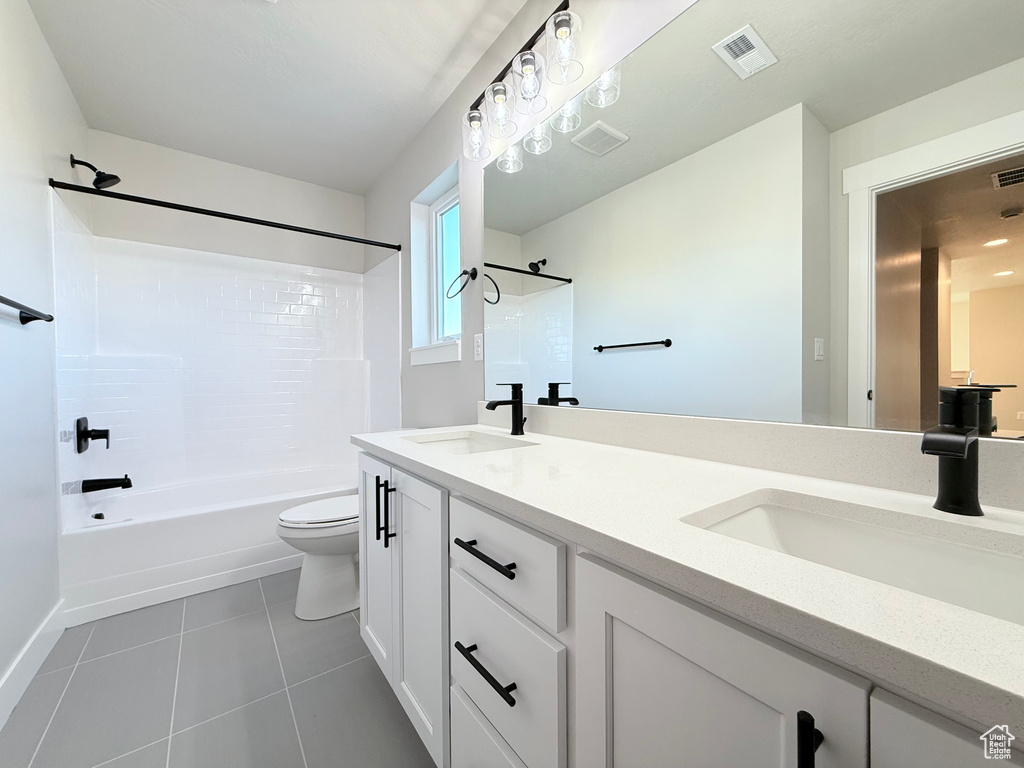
[[454, 641, 517, 707], [797, 710, 824, 768], [454, 538, 516, 580]]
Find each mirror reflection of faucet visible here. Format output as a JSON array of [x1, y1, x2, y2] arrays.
[[538, 382, 579, 406], [76, 416, 111, 453]]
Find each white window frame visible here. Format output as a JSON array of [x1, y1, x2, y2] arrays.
[[429, 184, 461, 345]]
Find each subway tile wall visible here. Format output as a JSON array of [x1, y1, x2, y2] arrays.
[[52, 196, 373, 529]]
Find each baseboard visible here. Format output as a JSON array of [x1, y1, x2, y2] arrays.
[[0, 600, 66, 729]]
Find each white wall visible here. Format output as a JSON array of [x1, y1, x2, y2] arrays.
[[514, 105, 818, 423], [365, 0, 696, 428], [52, 196, 371, 530], [0, 0, 89, 725], [75, 130, 368, 272]]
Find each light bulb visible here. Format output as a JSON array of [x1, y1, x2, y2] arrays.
[[462, 110, 491, 161], [545, 11, 584, 85]]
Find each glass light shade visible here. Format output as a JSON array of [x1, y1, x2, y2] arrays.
[[545, 11, 584, 85], [462, 110, 491, 161], [484, 81, 518, 138], [585, 64, 621, 108], [523, 122, 552, 155], [512, 50, 548, 115], [496, 143, 524, 174], [549, 93, 583, 133]]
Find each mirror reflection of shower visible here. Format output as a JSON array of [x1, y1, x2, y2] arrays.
[[69, 154, 121, 189]]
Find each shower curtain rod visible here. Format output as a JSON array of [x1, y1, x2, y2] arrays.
[[483, 262, 572, 284], [48, 179, 402, 252]]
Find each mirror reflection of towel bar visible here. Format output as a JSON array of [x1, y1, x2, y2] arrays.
[[594, 339, 671, 353], [0, 293, 54, 325]]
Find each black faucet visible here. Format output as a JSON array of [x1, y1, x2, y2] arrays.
[[76, 417, 110, 453], [82, 475, 132, 494], [921, 387, 983, 516], [486, 383, 526, 436], [538, 382, 579, 406]]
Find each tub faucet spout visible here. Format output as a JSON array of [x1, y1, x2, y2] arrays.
[[82, 475, 132, 493]]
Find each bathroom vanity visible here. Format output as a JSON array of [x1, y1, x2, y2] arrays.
[[354, 423, 1024, 768]]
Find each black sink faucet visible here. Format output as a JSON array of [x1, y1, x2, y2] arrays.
[[538, 382, 579, 406], [82, 475, 133, 494], [486, 383, 526, 436], [921, 387, 983, 516]]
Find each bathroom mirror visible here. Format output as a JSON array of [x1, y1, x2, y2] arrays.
[[483, 0, 1024, 436]]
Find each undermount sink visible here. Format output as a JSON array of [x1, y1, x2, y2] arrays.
[[682, 489, 1024, 626], [402, 430, 538, 455]]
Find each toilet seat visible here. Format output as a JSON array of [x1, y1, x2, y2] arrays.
[[279, 495, 359, 530]]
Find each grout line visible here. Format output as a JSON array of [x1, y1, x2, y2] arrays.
[[76, 632, 182, 667], [181, 606, 268, 636], [90, 737, 168, 768], [164, 598, 186, 768], [27, 624, 96, 768], [169, 687, 286, 737], [285, 653, 371, 691], [259, 580, 308, 768]]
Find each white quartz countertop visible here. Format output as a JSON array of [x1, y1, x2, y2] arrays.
[[352, 424, 1024, 736]]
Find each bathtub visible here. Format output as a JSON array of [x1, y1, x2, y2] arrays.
[[59, 466, 357, 626]]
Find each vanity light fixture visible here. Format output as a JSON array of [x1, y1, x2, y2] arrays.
[[462, 110, 491, 162], [513, 50, 548, 114], [524, 122, 553, 155], [485, 81, 518, 139], [546, 10, 584, 85], [995, 270, 1015, 277], [497, 144, 524, 174], [984, 238, 1009, 247], [550, 93, 583, 133], [585, 64, 621, 109]]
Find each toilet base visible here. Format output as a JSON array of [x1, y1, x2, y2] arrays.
[[295, 552, 358, 621]]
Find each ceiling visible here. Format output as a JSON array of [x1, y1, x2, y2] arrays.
[[29, 0, 529, 194], [883, 152, 1024, 297], [485, 0, 1024, 235]]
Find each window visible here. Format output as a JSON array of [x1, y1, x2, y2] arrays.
[[430, 185, 461, 343]]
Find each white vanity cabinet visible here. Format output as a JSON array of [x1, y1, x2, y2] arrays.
[[575, 554, 871, 768], [357, 453, 449, 767]]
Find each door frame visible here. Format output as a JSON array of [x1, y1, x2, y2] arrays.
[[844, 109, 1024, 427]]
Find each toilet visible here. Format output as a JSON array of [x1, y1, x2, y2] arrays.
[[277, 495, 359, 621]]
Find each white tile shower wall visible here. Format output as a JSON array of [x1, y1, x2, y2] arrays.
[[53, 197, 368, 529]]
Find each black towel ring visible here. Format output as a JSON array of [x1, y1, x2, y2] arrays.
[[484, 273, 500, 305], [446, 267, 478, 299]]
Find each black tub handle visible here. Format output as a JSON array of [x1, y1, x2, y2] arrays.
[[454, 538, 516, 580], [455, 641, 517, 707]]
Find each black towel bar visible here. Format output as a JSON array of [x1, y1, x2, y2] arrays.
[[594, 339, 671, 353]]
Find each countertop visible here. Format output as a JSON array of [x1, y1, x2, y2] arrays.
[[352, 424, 1024, 736]]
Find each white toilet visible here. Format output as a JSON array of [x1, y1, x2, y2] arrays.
[[277, 494, 359, 621]]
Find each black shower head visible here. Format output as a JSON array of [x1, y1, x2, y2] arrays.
[[70, 154, 121, 190], [528, 259, 547, 274]]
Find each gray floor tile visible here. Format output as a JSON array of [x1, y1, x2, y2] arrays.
[[168, 692, 303, 768], [183, 581, 265, 632], [259, 569, 300, 607], [37, 625, 93, 676], [0, 667, 72, 768], [173, 610, 284, 732], [81, 600, 183, 661], [290, 657, 434, 768], [269, 601, 367, 686], [94, 740, 168, 768], [32, 637, 178, 768]]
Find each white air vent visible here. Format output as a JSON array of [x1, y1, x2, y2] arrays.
[[713, 25, 778, 80], [572, 121, 629, 156], [992, 166, 1024, 189]]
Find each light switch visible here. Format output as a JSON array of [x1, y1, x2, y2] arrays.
[[473, 333, 484, 361], [814, 338, 825, 361]]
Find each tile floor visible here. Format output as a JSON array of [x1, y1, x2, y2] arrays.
[[0, 570, 434, 768]]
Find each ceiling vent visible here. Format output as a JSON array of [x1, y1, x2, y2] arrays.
[[713, 25, 778, 80], [572, 121, 629, 157], [992, 166, 1024, 189]]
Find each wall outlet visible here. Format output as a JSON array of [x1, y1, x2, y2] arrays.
[[1017, 412, 1024, 421], [473, 333, 484, 362], [814, 338, 825, 362]]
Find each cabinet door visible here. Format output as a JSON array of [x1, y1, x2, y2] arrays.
[[358, 453, 394, 679], [576, 554, 869, 768], [392, 468, 448, 767]]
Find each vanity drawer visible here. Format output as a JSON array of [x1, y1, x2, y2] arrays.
[[450, 567, 566, 768], [451, 684, 527, 768], [450, 497, 566, 633]]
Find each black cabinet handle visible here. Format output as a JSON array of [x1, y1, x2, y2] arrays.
[[454, 538, 516, 580], [454, 641, 517, 707], [382, 479, 397, 549], [797, 710, 824, 768], [374, 475, 384, 541]]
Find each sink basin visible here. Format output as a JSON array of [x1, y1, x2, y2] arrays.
[[402, 430, 538, 455], [682, 489, 1024, 626]]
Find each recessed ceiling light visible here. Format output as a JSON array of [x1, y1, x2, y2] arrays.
[[984, 238, 1009, 247], [995, 270, 1015, 277]]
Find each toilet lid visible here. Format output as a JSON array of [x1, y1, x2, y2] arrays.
[[279, 496, 359, 526]]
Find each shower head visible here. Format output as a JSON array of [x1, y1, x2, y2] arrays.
[[70, 154, 121, 189], [528, 259, 547, 274]]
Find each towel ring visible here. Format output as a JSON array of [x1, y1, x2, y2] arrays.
[[446, 267, 478, 299], [484, 274, 500, 305]]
